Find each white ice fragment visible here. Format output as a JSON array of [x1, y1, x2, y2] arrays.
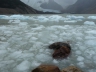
[[64, 20, 77, 23], [66, 15, 84, 19], [30, 37, 38, 41], [84, 21, 95, 25], [93, 56, 96, 61], [88, 16, 96, 19], [53, 59, 59, 64], [9, 15, 29, 20], [0, 15, 9, 19], [35, 54, 52, 62], [75, 51, 81, 55], [16, 60, 30, 71], [48, 15, 63, 21], [0, 26, 7, 30], [9, 51, 22, 58], [0, 50, 7, 54], [85, 40, 96, 46], [19, 22, 28, 25], [85, 30, 96, 34], [77, 56, 84, 61], [37, 16, 49, 22], [0, 37, 6, 41], [77, 62, 85, 68], [12, 20, 21, 23], [8, 20, 13, 23], [31, 61, 41, 68]]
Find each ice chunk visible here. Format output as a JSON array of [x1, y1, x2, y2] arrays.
[[53, 59, 59, 64], [77, 62, 85, 68], [0, 26, 7, 30], [93, 56, 96, 61], [85, 40, 96, 46], [12, 20, 20, 24], [0, 15, 9, 19], [0, 50, 7, 54], [19, 22, 28, 26], [75, 51, 81, 55], [35, 54, 52, 62], [48, 15, 63, 21], [85, 30, 96, 34], [84, 21, 95, 25], [37, 16, 49, 22], [9, 15, 29, 20], [16, 60, 30, 71], [8, 20, 13, 23], [88, 16, 96, 19], [64, 20, 77, 23], [66, 15, 84, 19], [31, 61, 41, 68], [30, 37, 38, 41], [0, 37, 6, 41], [77, 56, 84, 61]]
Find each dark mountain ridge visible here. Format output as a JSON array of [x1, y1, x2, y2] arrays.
[[0, 0, 59, 14]]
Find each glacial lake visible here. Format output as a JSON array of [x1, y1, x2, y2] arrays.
[[0, 14, 96, 72]]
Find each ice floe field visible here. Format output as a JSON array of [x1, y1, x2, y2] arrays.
[[0, 14, 96, 72]]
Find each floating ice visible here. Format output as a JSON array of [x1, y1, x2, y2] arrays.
[[64, 20, 77, 23], [16, 60, 30, 71], [84, 21, 95, 25], [53, 59, 59, 64], [37, 15, 49, 22], [77, 56, 84, 61], [88, 16, 96, 19], [31, 61, 41, 69], [84, 40, 96, 46], [35, 54, 52, 62], [48, 15, 63, 21], [77, 62, 85, 68], [0, 15, 9, 19], [66, 15, 84, 19], [8, 20, 21, 24], [9, 15, 29, 20]]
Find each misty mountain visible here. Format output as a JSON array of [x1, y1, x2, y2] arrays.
[[0, 0, 59, 14], [40, 0, 63, 11], [64, 0, 96, 14]]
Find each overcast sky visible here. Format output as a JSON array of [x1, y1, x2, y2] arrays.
[[20, 0, 77, 12]]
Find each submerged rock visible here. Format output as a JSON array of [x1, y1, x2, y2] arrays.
[[62, 66, 83, 72], [32, 65, 60, 72], [49, 42, 71, 59]]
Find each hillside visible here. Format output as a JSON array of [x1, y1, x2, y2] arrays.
[[63, 0, 96, 14], [0, 0, 59, 14]]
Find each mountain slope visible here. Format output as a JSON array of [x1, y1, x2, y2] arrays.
[[40, 0, 63, 11], [0, 0, 37, 14], [0, 0, 60, 14], [64, 0, 96, 14]]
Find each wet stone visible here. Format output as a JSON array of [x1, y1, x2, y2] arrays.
[[62, 66, 83, 72], [32, 65, 61, 72], [49, 42, 71, 59]]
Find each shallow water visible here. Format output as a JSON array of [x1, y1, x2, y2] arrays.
[[0, 14, 96, 72]]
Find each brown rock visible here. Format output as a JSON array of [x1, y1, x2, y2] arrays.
[[49, 42, 71, 50], [49, 42, 71, 59], [62, 66, 83, 72], [32, 65, 61, 72]]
